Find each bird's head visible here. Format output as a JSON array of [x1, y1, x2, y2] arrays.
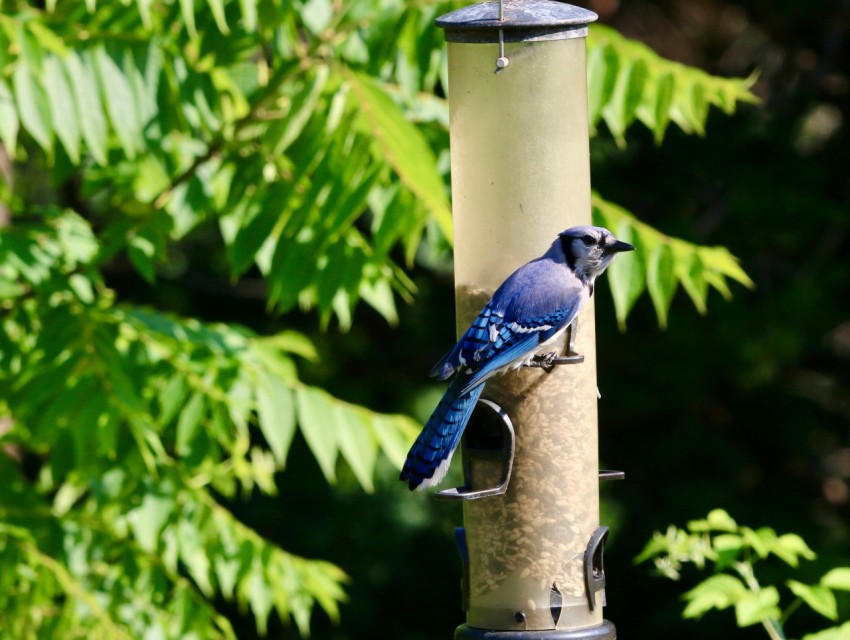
[[557, 225, 635, 284]]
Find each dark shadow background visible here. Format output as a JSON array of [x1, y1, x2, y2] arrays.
[[109, 0, 850, 637]]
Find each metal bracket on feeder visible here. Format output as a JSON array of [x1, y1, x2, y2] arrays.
[[599, 470, 625, 481], [583, 527, 609, 612], [435, 399, 515, 501]]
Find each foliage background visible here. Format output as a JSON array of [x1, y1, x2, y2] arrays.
[[0, 0, 848, 638]]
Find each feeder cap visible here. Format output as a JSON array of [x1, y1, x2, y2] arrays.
[[436, 0, 598, 43]]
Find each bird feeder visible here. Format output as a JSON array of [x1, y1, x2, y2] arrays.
[[434, 1, 618, 638]]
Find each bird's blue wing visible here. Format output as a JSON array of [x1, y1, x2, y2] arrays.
[[430, 253, 585, 392], [429, 303, 503, 380], [456, 303, 580, 396]]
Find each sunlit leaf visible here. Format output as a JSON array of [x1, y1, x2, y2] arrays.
[[788, 580, 838, 621], [683, 574, 747, 618], [803, 622, 850, 640], [13, 61, 52, 152], [588, 24, 758, 144], [343, 68, 453, 242], [295, 386, 340, 482], [733, 587, 781, 627], [128, 490, 175, 552], [646, 242, 677, 328], [255, 372, 297, 466], [592, 194, 751, 326], [43, 56, 81, 163], [335, 409, 377, 492], [93, 46, 142, 158], [65, 51, 108, 165], [602, 219, 645, 329], [0, 79, 19, 151], [821, 568, 850, 591], [176, 391, 206, 456], [771, 533, 816, 567], [206, 0, 230, 33]]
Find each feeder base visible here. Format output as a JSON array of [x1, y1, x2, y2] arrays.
[[455, 621, 616, 640]]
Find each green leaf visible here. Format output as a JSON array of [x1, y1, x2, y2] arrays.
[[601, 58, 647, 146], [65, 51, 108, 165], [683, 574, 747, 618], [603, 219, 645, 330], [734, 587, 781, 627], [674, 249, 708, 314], [179, 0, 198, 36], [136, 0, 153, 27], [711, 533, 743, 569], [0, 78, 19, 150], [803, 622, 850, 640], [13, 60, 53, 152], [343, 68, 453, 242], [687, 508, 738, 533], [159, 373, 189, 426], [176, 391, 206, 456], [227, 183, 290, 277], [295, 386, 339, 482], [244, 557, 274, 635], [741, 526, 775, 559], [586, 43, 618, 132], [646, 242, 677, 328], [256, 331, 319, 362], [206, 0, 230, 33], [128, 490, 175, 552], [821, 568, 850, 591], [371, 414, 418, 470], [771, 532, 816, 567], [787, 580, 838, 621], [359, 273, 399, 325], [270, 66, 329, 156], [178, 512, 213, 596], [335, 409, 377, 492], [588, 25, 758, 143], [43, 56, 81, 163], [93, 46, 142, 158], [238, 0, 258, 30], [592, 193, 751, 325], [639, 71, 675, 143], [17, 22, 44, 73], [301, 0, 334, 35], [254, 373, 297, 466]]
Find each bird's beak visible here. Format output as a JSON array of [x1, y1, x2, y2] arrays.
[[608, 240, 636, 254]]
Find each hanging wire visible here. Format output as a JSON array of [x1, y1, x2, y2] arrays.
[[494, 0, 509, 73]]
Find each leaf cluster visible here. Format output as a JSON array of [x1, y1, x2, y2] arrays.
[[588, 24, 759, 146], [637, 510, 850, 640], [0, 208, 416, 636], [0, 0, 760, 329]]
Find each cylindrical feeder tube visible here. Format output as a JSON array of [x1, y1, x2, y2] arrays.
[[436, 2, 612, 636]]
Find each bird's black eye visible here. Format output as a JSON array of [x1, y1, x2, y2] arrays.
[[581, 235, 595, 246]]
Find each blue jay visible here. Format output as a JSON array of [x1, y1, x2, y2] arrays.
[[400, 225, 634, 491]]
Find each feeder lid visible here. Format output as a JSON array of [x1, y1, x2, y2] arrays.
[[436, 0, 598, 43]]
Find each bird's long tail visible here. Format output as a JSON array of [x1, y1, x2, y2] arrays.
[[400, 376, 484, 491]]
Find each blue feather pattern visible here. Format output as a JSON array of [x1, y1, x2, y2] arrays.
[[399, 375, 484, 491]]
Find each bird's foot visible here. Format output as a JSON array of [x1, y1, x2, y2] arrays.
[[526, 350, 585, 373]]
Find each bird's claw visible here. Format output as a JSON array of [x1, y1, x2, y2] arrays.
[[526, 350, 585, 373]]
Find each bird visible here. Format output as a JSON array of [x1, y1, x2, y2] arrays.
[[400, 225, 635, 491]]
